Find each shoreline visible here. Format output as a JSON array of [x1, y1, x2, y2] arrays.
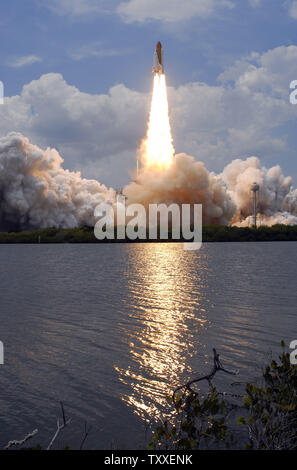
[[0, 225, 296, 243]]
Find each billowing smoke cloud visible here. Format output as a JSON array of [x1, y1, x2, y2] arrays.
[[123, 153, 236, 225], [221, 157, 297, 226], [0, 133, 115, 230], [0, 132, 296, 231], [123, 153, 297, 227]]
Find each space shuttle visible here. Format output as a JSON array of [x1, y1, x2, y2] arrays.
[[152, 41, 164, 75]]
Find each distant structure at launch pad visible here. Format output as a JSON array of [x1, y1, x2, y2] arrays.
[[251, 182, 260, 228]]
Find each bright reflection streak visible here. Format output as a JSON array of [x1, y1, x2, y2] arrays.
[[115, 243, 210, 422]]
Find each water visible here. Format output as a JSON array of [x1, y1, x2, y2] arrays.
[[0, 242, 296, 449]]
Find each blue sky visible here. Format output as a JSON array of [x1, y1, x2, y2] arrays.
[[1, 0, 297, 188]]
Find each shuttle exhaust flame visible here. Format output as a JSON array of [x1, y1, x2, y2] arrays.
[[140, 42, 174, 171], [141, 74, 174, 170]]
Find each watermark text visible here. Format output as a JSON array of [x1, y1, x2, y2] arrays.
[[94, 196, 202, 251], [0, 341, 3, 365], [290, 340, 297, 365]]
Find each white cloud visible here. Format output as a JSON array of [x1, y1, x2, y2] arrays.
[[219, 45, 297, 97], [42, 0, 234, 23], [0, 45, 297, 187], [289, 0, 297, 19], [249, 0, 261, 7], [117, 0, 234, 23], [44, 0, 116, 17], [47, 0, 103, 15], [8, 55, 42, 68], [0, 73, 148, 187]]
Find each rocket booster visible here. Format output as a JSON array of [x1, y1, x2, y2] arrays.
[[152, 41, 164, 75]]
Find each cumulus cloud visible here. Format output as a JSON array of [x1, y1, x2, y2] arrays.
[[117, 0, 234, 23], [219, 45, 297, 97], [0, 73, 148, 187]]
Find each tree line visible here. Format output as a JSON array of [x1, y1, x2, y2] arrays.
[[0, 224, 296, 243]]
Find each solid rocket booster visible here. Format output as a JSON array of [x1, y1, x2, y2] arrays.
[[152, 41, 164, 75]]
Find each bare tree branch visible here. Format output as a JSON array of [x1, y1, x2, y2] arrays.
[[79, 422, 92, 450], [4, 429, 38, 450], [46, 402, 71, 450], [173, 348, 239, 401], [60, 401, 66, 427]]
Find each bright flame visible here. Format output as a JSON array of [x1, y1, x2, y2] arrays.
[[141, 74, 175, 170]]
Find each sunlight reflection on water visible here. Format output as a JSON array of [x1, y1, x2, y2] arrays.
[[115, 243, 211, 421]]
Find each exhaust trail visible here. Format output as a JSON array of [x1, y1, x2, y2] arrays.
[[125, 42, 236, 225], [140, 73, 175, 170]]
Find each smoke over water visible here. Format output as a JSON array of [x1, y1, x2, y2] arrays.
[[0, 133, 115, 230]]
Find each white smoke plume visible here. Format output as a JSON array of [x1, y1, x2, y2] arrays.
[[0, 132, 296, 231], [221, 156, 297, 226], [123, 153, 297, 227], [123, 153, 236, 225], [0, 133, 115, 230]]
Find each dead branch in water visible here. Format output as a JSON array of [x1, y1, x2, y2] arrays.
[[79, 422, 92, 450], [173, 348, 239, 401], [46, 402, 71, 450], [4, 429, 38, 450]]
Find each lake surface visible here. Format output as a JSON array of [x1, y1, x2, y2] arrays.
[[0, 242, 296, 449]]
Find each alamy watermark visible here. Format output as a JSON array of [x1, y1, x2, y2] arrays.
[[290, 340, 297, 365], [289, 80, 297, 104], [94, 196, 202, 251], [0, 341, 3, 364], [0, 81, 3, 105]]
